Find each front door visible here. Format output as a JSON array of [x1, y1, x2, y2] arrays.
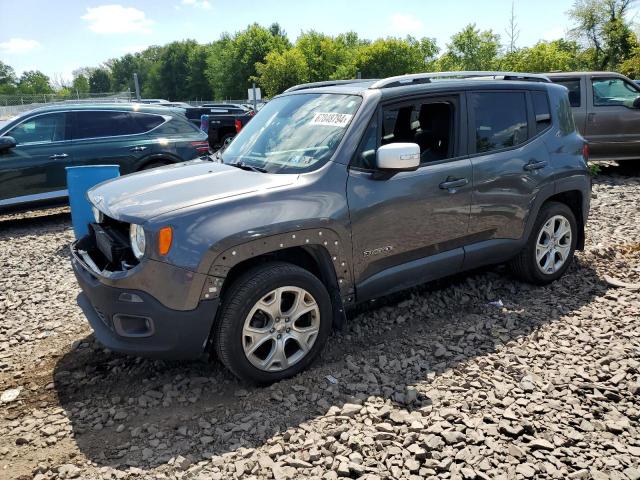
[[0, 111, 72, 206], [347, 94, 472, 300], [586, 75, 640, 159]]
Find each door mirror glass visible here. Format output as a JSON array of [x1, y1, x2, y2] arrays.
[[633, 97, 640, 109], [376, 143, 420, 171], [0, 136, 17, 152]]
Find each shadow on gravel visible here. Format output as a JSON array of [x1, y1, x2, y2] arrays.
[[53, 254, 602, 470], [0, 210, 70, 235]]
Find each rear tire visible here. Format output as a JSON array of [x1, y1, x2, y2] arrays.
[[510, 201, 577, 285], [140, 160, 170, 171], [213, 262, 332, 384]]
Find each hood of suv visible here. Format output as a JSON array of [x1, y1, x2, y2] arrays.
[[88, 160, 298, 223]]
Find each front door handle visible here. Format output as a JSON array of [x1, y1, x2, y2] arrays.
[[439, 177, 468, 191], [523, 160, 548, 171], [49, 153, 68, 159], [130, 146, 147, 152]]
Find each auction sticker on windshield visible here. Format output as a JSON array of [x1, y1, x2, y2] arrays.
[[311, 112, 353, 127]]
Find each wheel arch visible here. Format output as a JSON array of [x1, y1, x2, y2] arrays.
[[525, 185, 587, 251], [207, 229, 354, 329]]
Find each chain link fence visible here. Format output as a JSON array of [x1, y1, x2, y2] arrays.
[[0, 91, 133, 120]]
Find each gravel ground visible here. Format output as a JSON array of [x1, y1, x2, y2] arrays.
[[1, 165, 639, 480]]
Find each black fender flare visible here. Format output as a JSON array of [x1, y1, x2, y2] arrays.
[[199, 229, 355, 327], [522, 176, 590, 249]]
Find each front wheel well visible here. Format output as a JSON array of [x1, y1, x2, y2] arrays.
[[544, 190, 584, 250], [221, 245, 340, 300]]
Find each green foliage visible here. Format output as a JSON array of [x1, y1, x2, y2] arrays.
[[89, 68, 111, 93], [568, 0, 637, 70], [501, 40, 584, 72], [256, 48, 310, 97], [0, 61, 17, 94], [17, 70, 53, 94], [437, 24, 500, 71], [72, 75, 90, 94], [5, 10, 640, 102], [354, 37, 438, 78], [206, 23, 290, 99], [589, 162, 602, 176]]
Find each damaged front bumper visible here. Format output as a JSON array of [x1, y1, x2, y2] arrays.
[[71, 236, 219, 360]]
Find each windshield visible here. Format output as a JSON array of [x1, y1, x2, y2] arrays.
[[221, 93, 362, 173]]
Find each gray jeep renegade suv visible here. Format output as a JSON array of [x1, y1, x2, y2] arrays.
[[71, 71, 591, 384]]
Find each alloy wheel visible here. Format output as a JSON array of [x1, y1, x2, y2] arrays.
[[535, 214, 572, 275], [242, 286, 320, 372]]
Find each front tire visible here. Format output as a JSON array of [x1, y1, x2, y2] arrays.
[[213, 262, 332, 384], [510, 201, 577, 285]]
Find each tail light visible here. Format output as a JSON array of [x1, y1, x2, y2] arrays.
[[191, 141, 209, 153], [248, 110, 255, 116], [235, 119, 242, 133], [582, 143, 590, 162]]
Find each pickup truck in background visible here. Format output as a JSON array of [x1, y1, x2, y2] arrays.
[[185, 104, 254, 149], [547, 72, 640, 162]]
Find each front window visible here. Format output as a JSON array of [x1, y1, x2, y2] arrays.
[[592, 77, 640, 107], [8, 112, 66, 144], [221, 93, 362, 173]]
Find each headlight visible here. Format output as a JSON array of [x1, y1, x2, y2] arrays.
[[129, 224, 146, 260], [92, 206, 103, 223]]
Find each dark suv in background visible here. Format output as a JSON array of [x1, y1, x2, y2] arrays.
[[72, 71, 591, 384], [0, 104, 209, 211]]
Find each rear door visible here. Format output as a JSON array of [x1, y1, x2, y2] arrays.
[[69, 110, 166, 174], [586, 75, 640, 159], [465, 89, 551, 267], [549, 77, 586, 134], [0, 111, 72, 206]]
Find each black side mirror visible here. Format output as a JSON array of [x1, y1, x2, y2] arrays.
[[633, 97, 640, 109], [0, 136, 17, 152]]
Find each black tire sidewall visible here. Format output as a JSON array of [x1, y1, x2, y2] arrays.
[[526, 202, 578, 283], [216, 263, 332, 384]]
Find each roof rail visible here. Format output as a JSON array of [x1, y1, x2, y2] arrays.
[[369, 71, 551, 89], [283, 79, 373, 93]]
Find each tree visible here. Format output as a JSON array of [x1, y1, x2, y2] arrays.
[[0, 61, 17, 94], [501, 39, 584, 72], [206, 23, 290, 99], [186, 44, 213, 99], [89, 68, 111, 93], [505, 1, 520, 53], [17, 70, 53, 94], [256, 48, 310, 96], [568, 0, 638, 70], [437, 24, 501, 71], [353, 37, 438, 78], [72, 75, 90, 94]]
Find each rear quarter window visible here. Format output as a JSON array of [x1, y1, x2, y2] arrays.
[[532, 91, 552, 134]]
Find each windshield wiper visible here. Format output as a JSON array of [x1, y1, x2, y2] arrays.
[[228, 161, 268, 173]]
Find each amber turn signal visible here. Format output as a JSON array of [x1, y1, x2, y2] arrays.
[[158, 227, 173, 255]]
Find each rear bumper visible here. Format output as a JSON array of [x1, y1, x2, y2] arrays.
[[72, 245, 219, 360]]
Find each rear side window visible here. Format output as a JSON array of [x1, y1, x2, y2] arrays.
[[8, 112, 66, 144], [532, 91, 551, 134], [471, 92, 528, 154], [551, 79, 581, 107], [130, 112, 164, 133], [75, 111, 164, 139]]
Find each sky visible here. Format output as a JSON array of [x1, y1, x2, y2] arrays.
[[0, 0, 619, 84]]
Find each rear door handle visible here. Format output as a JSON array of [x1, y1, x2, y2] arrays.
[[49, 153, 68, 159], [523, 160, 548, 171], [130, 146, 147, 152], [439, 177, 468, 191]]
